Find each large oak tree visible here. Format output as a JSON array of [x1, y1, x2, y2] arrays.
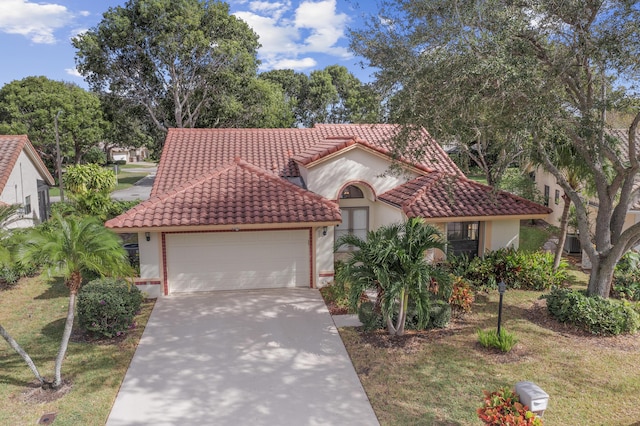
[[73, 0, 262, 132], [351, 0, 640, 297]]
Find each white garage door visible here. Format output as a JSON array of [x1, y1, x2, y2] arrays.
[[165, 230, 310, 293]]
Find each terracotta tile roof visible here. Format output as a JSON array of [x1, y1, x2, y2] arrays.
[[313, 124, 460, 174], [0, 135, 54, 192], [292, 135, 444, 174], [380, 173, 551, 219], [106, 159, 341, 230], [152, 124, 461, 196]]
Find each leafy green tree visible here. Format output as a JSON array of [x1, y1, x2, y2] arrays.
[[73, 0, 260, 132], [198, 76, 294, 128], [17, 213, 133, 388], [100, 93, 157, 160], [337, 218, 448, 336], [0, 76, 106, 166], [63, 164, 116, 220], [260, 65, 381, 127], [351, 0, 640, 297], [0, 204, 46, 386]]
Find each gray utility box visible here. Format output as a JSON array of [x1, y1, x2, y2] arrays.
[[515, 381, 549, 415]]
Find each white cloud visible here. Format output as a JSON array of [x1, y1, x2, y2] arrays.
[[294, 0, 349, 56], [268, 57, 317, 70], [249, 1, 290, 19], [0, 0, 73, 44], [234, 11, 299, 55], [234, 0, 351, 71], [79, 10, 90, 17], [65, 67, 82, 78]]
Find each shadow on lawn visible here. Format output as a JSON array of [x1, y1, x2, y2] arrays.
[[34, 278, 67, 300]]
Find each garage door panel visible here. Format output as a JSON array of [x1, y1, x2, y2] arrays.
[[166, 230, 310, 293]]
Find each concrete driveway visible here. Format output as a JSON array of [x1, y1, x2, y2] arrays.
[[107, 289, 379, 426]]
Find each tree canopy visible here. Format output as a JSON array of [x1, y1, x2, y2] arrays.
[[351, 0, 640, 297], [260, 65, 381, 127], [73, 0, 262, 132], [0, 76, 105, 165]]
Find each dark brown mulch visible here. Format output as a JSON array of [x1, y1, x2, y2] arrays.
[[354, 316, 472, 354], [17, 380, 72, 404], [71, 327, 129, 345]]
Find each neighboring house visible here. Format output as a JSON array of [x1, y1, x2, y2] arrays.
[[106, 124, 550, 297], [0, 135, 55, 228], [532, 129, 640, 255], [109, 146, 149, 163]]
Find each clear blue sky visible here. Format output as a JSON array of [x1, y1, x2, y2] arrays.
[[0, 0, 377, 89]]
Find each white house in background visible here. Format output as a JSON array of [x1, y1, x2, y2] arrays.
[[532, 129, 640, 255], [106, 124, 551, 297], [0, 135, 55, 228], [109, 146, 149, 163]]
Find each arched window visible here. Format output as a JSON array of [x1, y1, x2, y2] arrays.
[[340, 185, 364, 199]]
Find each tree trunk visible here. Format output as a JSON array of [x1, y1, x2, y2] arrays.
[[587, 254, 617, 298], [54, 290, 76, 388], [553, 193, 571, 271], [396, 289, 407, 336], [0, 323, 45, 386]]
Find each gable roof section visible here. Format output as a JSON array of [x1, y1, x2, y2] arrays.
[[152, 124, 461, 197], [106, 159, 341, 230], [313, 124, 460, 175], [0, 135, 54, 192], [380, 173, 551, 220], [292, 136, 442, 175]]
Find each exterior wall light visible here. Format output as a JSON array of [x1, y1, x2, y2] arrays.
[[145, 232, 151, 241], [322, 226, 328, 236]]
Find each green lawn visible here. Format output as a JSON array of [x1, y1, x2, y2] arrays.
[[113, 170, 150, 191], [519, 221, 558, 252], [0, 276, 153, 425], [340, 282, 640, 425]]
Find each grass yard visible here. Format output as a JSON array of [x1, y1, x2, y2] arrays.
[[520, 220, 557, 252], [0, 276, 153, 425], [339, 281, 640, 425], [113, 170, 150, 191]]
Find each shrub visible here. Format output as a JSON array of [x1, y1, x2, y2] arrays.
[[84, 146, 107, 165], [478, 387, 543, 425], [477, 328, 518, 352], [449, 276, 475, 315], [447, 249, 567, 291], [319, 280, 353, 313], [429, 300, 452, 328], [613, 252, 640, 301], [78, 278, 144, 338], [358, 301, 382, 332], [546, 287, 640, 335]]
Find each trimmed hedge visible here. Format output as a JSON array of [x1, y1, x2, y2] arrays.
[[77, 278, 144, 338], [546, 287, 640, 335]]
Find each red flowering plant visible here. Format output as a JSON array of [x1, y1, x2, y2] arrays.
[[448, 276, 474, 314], [477, 387, 543, 425]]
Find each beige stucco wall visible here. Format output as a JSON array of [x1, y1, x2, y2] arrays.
[[485, 219, 520, 251], [533, 166, 564, 227], [316, 225, 335, 287], [301, 147, 418, 199], [0, 150, 45, 228], [138, 231, 161, 280]]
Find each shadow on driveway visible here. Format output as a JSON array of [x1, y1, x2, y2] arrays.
[[107, 288, 379, 426]]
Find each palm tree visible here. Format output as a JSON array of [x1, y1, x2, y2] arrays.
[[0, 204, 46, 386], [336, 217, 449, 336], [17, 213, 133, 388]]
